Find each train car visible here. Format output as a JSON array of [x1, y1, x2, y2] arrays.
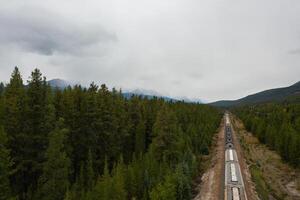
[[230, 163, 238, 182], [229, 149, 234, 161], [225, 149, 238, 162], [225, 114, 231, 126], [225, 162, 241, 184], [226, 186, 246, 200], [232, 187, 240, 200]]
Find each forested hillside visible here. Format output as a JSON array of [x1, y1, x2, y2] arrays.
[[0, 67, 221, 200], [234, 102, 300, 167], [211, 81, 300, 107]]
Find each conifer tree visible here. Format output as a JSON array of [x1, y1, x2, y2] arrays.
[[111, 157, 127, 200], [86, 149, 95, 190], [151, 105, 181, 164], [0, 67, 224, 199], [3, 67, 25, 135], [0, 126, 13, 200], [36, 119, 70, 200], [235, 103, 300, 167], [3, 67, 27, 198], [135, 119, 146, 154], [0, 82, 4, 96], [174, 165, 191, 200], [93, 159, 112, 200], [21, 69, 53, 197], [150, 174, 176, 200], [63, 190, 72, 200]]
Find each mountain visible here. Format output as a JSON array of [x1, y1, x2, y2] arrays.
[[176, 97, 204, 104], [125, 89, 163, 97], [47, 80, 204, 103], [210, 81, 300, 107], [122, 89, 203, 103], [122, 89, 177, 102], [47, 79, 73, 89]]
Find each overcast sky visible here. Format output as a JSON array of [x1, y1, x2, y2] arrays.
[[0, 0, 300, 102]]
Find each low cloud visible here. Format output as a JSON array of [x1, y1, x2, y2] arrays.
[[288, 49, 300, 55], [0, 0, 300, 102], [0, 9, 116, 56]]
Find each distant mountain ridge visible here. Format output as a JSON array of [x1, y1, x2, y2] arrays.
[[47, 79, 203, 103], [47, 79, 73, 89], [210, 81, 300, 107], [122, 89, 203, 103], [122, 92, 177, 102]]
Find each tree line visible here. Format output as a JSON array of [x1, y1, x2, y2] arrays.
[[234, 102, 300, 167], [0, 67, 221, 200]]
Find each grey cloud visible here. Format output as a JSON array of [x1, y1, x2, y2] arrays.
[[0, 0, 300, 102], [171, 80, 181, 86], [288, 49, 300, 55], [0, 10, 116, 56]]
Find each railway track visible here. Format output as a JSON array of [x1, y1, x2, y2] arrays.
[[224, 113, 247, 200]]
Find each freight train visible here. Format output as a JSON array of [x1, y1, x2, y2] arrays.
[[224, 113, 247, 200]]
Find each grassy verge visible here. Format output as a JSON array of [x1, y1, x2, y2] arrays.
[[249, 165, 270, 200]]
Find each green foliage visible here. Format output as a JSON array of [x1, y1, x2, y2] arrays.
[[1, 67, 222, 199], [0, 82, 4, 95], [110, 158, 127, 200], [0, 126, 13, 200], [211, 81, 300, 107], [86, 149, 95, 190], [135, 119, 146, 154], [36, 119, 70, 200], [250, 165, 269, 200], [150, 173, 177, 200], [3, 67, 28, 198], [150, 105, 182, 165], [234, 102, 300, 167], [91, 159, 112, 200]]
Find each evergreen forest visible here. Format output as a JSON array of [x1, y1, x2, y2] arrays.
[[234, 102, 300, 167], [0, 67, 222, 200]]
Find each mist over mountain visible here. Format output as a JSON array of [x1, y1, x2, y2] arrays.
[[47, 79, 73, 89], [122, 88, 204, 103], [46, 79, 204, 103]]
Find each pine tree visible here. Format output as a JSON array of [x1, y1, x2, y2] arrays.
[[150, 105, 181, 165], [0, 67, 225, 199], [36, 119, 70, 200], [96, 84, 116, 167], [86, 149, 95, 190], [63, 189, 72, 200], [111, 156, 127, 200], [76, 163, 85, 199], [92, 159, 112, 200], [101, 159, 112, 200], [22, 68, 53, 197], [174, 165, 191, 200], [130, 154, 147, 199], [0, 82, 4, 97], [0, 126, 13, 200], [3, 67, 27, 198], [150, 173, 176, 200], [3, 67, 25, 135], [135, 119, 146, 154]]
